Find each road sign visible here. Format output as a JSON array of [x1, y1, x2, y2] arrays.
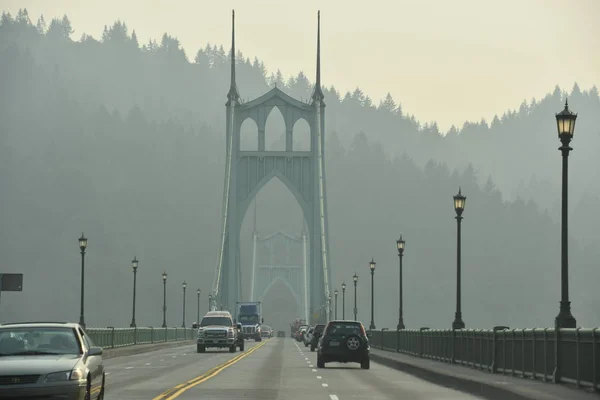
[[0, 274, 23, 291]]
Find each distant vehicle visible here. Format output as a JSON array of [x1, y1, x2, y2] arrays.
[[290, 318, 307, 338], [260, 325, 273, 338], [317, 320, 371, 369], [0, 322, 105, 399], [304, 326, 315, 347], [310, 324, 326, 351], [236, 302, 263, 341], [196, 311, 244, 353], [277, 330, 286, 338], [296, 325, 308, 342]]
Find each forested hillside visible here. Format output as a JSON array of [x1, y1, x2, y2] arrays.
[[1, 10, 598, 329]]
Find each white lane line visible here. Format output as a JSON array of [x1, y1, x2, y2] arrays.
[[145, 363, 151, 366], [305, 357, 309, 360], [309, 364, 314, 368], [125, 367, 134, 370], [329, 395, 339, 400], [312, 368, 317, 372], [322, 383, 329, 387], [316, 376, 322, 379]]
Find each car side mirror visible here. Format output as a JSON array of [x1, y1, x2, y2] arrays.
[[367, 333, 372, 338], [88, 346, 103, 356], [236, 323, 242, 330]]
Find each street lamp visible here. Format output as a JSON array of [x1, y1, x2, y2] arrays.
[[208, 294, 213, 312], [342, 282, 346, 320], [197, 289, 201, 327], [369, 259, 376, 330], [182, 281, 187, 328], [555, 99, 577, 328], [334, 289, 338, 320], [130, 257, 139, 328], [161, 271, 167, 328], [396, 235, 405, 330], [353, 273, 358, 321], [452, 188, 466, 330], [328, 294, 332, 321], [78, 233, 88, 329]]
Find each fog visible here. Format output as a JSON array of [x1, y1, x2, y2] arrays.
[[1, 10, 599, 331]]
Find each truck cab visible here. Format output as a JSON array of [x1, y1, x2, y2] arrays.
[[196, 311, 244, 353], [236, 302, 263, 341]]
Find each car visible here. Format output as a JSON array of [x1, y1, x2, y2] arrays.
[[260, 325, 273, 339], [196, 311, 244, 353], [277, 330, 286, 338], [0, 321, 105, 399], [296, 325, 308, 342], [316, 320, 371, 369], [310, 324, 325, 351], [304, 326, 314, 347]]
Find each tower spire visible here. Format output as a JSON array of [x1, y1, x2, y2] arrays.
[[312, 10, 324, 102], [227, 9, 240, 103]]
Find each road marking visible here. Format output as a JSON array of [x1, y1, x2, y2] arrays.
[[126, 367, 134, 370], [329, 395, 339, 400], [316, 375, 322, 379], [152, 341, 267, 400], [145, 363, 151, 365], [309, 364, 314, 367], [312, 368, 317, 372], [322, 383, 328, 387]]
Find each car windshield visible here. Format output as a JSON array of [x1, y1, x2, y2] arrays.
[[0, 327, 81, 356], [325, 322, 363, 337], [200, 317, 232, 327], [238, 315, 259, 323], [262, 325, 271, 331]]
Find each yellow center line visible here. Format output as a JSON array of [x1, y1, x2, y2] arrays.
[[152, 339, 269, 400]]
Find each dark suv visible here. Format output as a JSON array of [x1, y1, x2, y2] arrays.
[[310, 324, 326, 351], [316, 320, 371, 369]]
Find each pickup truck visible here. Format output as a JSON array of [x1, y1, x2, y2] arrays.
[[196, 311, 244, 353]]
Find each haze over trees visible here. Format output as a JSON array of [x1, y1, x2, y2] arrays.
[[1, 10, 599, 330]]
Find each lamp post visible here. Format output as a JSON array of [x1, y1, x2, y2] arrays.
[[328, 294, 332, 321], [196, 289, 201, 326], [452, 188, 466, 330], [396, 236, 405, 330], [369, 259, 376, 330], [353, 273, 358, 321], [161, 271, 167, 328], [78, 233, 88, 329], [342, 282, 346, 320], [130, 257, 139, 328], [208, 294, 212, 312], [555, 100, 578, 329], [182, 281, 187, 328], [334, 289, 338, 320]]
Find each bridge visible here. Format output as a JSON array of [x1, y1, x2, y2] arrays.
[[1, 10, 598, 400], [208, 9, 332, 324]]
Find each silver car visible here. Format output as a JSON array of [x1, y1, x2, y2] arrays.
[[0, 322, 105, 399]]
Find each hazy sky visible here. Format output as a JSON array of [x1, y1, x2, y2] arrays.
[[2, 0, 599, 131]]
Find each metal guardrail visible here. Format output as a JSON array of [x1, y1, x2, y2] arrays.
[[86, 327, 195, 349], [368, 327, 599, 392]]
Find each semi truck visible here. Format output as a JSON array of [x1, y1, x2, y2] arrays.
[[236, 301, 263, 341]]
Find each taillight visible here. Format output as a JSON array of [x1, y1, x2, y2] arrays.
[[359, 324, 366, 337]]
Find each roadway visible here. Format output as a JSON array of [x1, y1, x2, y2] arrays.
[[104, 337, 485, 400]]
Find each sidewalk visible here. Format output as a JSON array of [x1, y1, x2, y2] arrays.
[[102, 340, 195, 359], [370, 348, 598, 400]]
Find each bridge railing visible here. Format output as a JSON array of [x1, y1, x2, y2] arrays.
[[369, 327, 599, 392], [87, 327, 196, 349]]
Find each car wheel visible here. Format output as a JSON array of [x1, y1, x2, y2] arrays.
[[361, 356, 370, 370], [345, 334, 362, 352], [317, 355, 325, 368], [310, 344, 315, 352], [197, 345, 205, 353], [229, 345, 236, 353], [239, 342, 245, 351], [97, 373, 105, 399], [256, 336, 262, 342]]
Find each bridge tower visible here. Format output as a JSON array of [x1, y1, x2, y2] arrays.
[[211, 10, 332, 324]]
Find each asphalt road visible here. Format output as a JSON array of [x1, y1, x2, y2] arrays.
[[103, 337, 486, 400]]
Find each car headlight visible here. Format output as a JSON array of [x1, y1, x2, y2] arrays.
[[227, 328, 234, 338], [45, 368, 85, 383]]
